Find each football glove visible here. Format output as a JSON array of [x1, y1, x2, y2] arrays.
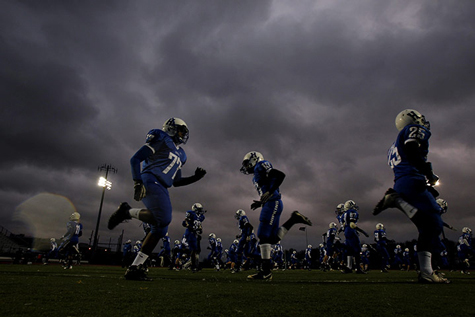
[[194, 167, 207, 179], [251, 200, 262, 210], [134, 180, 146, 201]]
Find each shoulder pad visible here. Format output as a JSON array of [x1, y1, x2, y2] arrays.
[[146, 129, 166, 144]]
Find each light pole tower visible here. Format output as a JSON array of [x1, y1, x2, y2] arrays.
[[91, 163, 117, 262]]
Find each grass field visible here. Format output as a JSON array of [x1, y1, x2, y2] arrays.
[[1, 264, 474, 317]]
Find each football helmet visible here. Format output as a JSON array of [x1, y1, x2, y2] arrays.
[[50, 238, 55, 242], [329, 222, 337, 229], [126, 240, 132, 244], [217, 238, 221, 242], [209, 233, 216, 239], [362, 244, 368, 249], [235, 209, 246, 219], [136, 240, 141, 245], [344, 200, 358, 211], [308, 245, 312, 249], [462, 227, 472, 234], [233, 239, 239, 244], [376, 223, 384, 230], [395, 109, 430, 131], [319, 243, 324, 248], [335, 203, 345, 215], [396, 245, 401, 249], [70, 212, 80, 221], [174, 240, 180, 245], [192, 203, 204, 214], [436, 199, 448, 213], [162, 117, 189, 144], [405, 248, 409, 252], [240, 151, 264, 174]]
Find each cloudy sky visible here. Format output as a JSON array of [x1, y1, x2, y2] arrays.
[[2, 0, 475, 253]]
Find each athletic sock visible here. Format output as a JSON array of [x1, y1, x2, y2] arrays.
[[418, 251, 432, 274], [129, 208, 141, 219], [131, 251, 149, 266]]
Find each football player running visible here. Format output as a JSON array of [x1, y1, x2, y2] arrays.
[[58, 212, 83, 270], [240, 151, 312, 281], [374, 223, 391, 273], [107, 118, 206, 281], [373, 109, 449, 283], [234, 209, 254, 270], [341, 200, 368, 274]]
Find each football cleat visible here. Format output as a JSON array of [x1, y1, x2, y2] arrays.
[[290, 211, 313, 226], [373, 188, 399, 215], [418, 271, 450, 284], [247, 271, 272, 281], [341, 267, 352, 274], [124, 265, 152, 281], [108, 202, 132, 230]]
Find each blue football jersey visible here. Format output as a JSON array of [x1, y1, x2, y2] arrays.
[[374, 229, 387, 245], [387, 124, 431, 181], [238, 215, 252, 236], [137, 129, 187, 187], [252, 160, 282, 200]]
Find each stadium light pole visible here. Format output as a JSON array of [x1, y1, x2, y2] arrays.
[[91, 164, 117, 262]]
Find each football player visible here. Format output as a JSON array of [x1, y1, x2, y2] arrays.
[[181, 203, 206, 272], [374, 223, 391, 273], [341, 200, 368, 274], [373, 109, 449, 283], [234, 209, 254, 270], [157, 233, 171, 267], [304, 245, 313, 270], [322, 222, 338, 271], [107, 118, 206, 281], [290, 250, 299, 269], [360, 244, 370, 272], [58, 212, 83, 270], [207, 233, 220, 271], [457, 227, 472, 274], [240, 151, 312, 281], [272, 243, 284, 270], [122, 240, 133, 268], [228, 239, 239, 273], [393, 245, 403, 270], [43, 238, 58, 265]]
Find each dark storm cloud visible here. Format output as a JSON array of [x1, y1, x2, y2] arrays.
[[1, 0, 475, 251]]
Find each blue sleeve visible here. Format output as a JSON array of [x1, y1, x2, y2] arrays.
[[130, 145, 154, 181]]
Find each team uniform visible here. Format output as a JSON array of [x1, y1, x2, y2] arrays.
[[304, 245, 313, 270], [157, 235, 171, 267], [374, 110, 449, 283], [240, 151, 312, 280], [374, 224, 390, 272], [58, 212, 83, 270], [235, 209, 253, 269], [323, 222, 338, 270], [207, 233, 220, 270], [181, 204, 205, 272], [457, 228, 472, 274], [341, 201, 366, 274], [272, 243, 284, 270], [122, 240, 133, 268], [290, 251, 299, 269], [393, 245, 403, 270], [360, 244, 370, 272], [43, 238, 58, 264], [107, 118, 206, 281]]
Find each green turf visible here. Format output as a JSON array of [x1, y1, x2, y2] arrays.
[[1, 265, 474, 317]]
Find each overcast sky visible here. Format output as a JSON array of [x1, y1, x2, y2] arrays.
[[1, 0, 475, 253]]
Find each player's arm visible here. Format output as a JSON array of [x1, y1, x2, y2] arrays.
[[130, 145, 153, 201], [253, 169, 286, 209], [404, 140, 438, 185], [173, 167, 206, 187]]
